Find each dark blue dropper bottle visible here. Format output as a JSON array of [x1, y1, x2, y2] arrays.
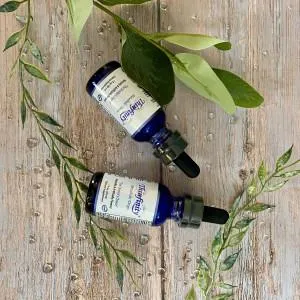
[[86, 172, 229, 228], [86, 61, 200, 178]]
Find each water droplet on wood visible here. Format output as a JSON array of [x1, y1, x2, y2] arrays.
[[128, 17, 135, 24], [158, 267, 165, 275], [33, 166, 43, 174], [205, 133, 214, 141], [239, 169, 248, 181], [33, 211, 41, 217], [80, 61, 87, 70], [38, 194, 46, 200], [108, 162, 116, 172], [70, 272, 79, 281], [82, 149, 94, 160], [46, 158, 55, 168], [29, 234, 36, 244], [42, 263, 54, 273], [173, 114, 179, 121], [133, 291, 141, 297], [186, 247, 192, 253], [83, 44, 91, 52], [77, 253, 85, 260], [191, 14, 198, 21], [102, 20, 108, 27], [139, 234, 150, 245], [160, 2, 167, 10], [44, 170, 52, 178], [56, 245, 63, 251], [167, 25, 172, 31], [57, 214, 63, 221], [208, 112, 215, 119], [49, 23, 55, 29], [16, 15, 27, 25], [168, 164, 176, 172], [183, 280, 188, 285], [117, 130, 127, 139], [33, 183, 42, 190], [229, 115, 238, 124], [27, 137, 39, 149], [186, 258, 192, 263], [262, 50, 268, 56]]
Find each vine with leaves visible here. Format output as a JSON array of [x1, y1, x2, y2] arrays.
[[185, 146, 300, 300]]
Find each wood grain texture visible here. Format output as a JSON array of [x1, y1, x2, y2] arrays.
[[0, 0, 299, 299]]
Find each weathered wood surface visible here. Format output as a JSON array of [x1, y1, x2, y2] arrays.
[[0, 0, 299, 299]]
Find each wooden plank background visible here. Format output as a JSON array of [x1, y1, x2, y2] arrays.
[[0, 0, 299, 299]]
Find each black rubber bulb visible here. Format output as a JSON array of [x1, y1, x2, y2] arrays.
[[202, 206, 229, 224], [173, 152, 200, 178]]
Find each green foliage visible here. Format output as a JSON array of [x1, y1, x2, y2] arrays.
[[100, 0, 150, 5], [115, 260, 124, 291], [0, 1, 24, 12], [192, 146, 300, 299], [21, 60, 50, 82], [34, 111, 62, 127], [3, 28, 24, 51], [73, 193, 81, 223], [28, 40, 43, 64], [185, 285, 197, 300], [149, 33, 231, 51]]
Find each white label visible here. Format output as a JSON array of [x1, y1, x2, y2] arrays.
[[95, 173, 159, 225], [91, 67, 160, 135]]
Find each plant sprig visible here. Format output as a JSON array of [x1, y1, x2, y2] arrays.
[[1, 0, 140, 289], [186, 146, 300, 300]]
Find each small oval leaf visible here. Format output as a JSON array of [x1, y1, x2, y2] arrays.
[[50, 132, 74, 149], [23, 87, 37, 108], [211, 228, 223, 262], [197, 257, 212, 294], [105, 228, 126, 240], [88, 223, 98, 249], [185, 285, 196, 300], [212, 293, 233, 300], [0, 1, 23, 12], [100, 0, 150, 4], [65, 156, 91, 172], [64, 165, 73, 198], [115, 260, 124, 292], [51, 145, 61, 171], [3, 28, 23, 51], [227, 231, 247, 248], [258, 161, 267, 183], [118, 249, 141, 265], [277, 170, 300, 178], [77, 181, 89, 194], [234, 218, 255, 229], [73, 194, 81, 224], [34, 111, 62, 127], [220, 250, 241, 271], [276, 145, 293, 170], [264, 181, 288, 192], [20, 98, 26, 127], [21, 60, 50, 82], [245, 203, 275, 212], [29, 40, 44, 64]]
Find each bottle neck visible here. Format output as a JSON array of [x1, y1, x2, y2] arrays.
[[150, 127, 171, 148], [170, 197, 184, 222]]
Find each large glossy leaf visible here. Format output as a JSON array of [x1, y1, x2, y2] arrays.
[[213, 68, 263, 108], [120, 20, 175, 105], [99, 0, 150, 5], [65, 0, 93, 41], [173, 53, 236, 114], [149, 33, 231, 51], [0, 1, 23, 13]]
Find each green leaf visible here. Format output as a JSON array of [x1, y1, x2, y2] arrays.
[[99, 0, 150, 5], [50, 132, 74, 149], [65, 156, 90, 172], [21, 60, 50, 82], [220, 250, 241, 271], [227, 230, 247, 248], [230, 194, 243, 214], [118, 249, 141, 265], [217, 282, 237, 290], [185, 285, 197, 300], [77, 181, 89, 194], [245, 203, 275, 212], [120, 20, 175, 105], [213, 68, 264, 108], [247, 185, 256, 197], [34, 111, 62, 127], [64, 165, 73, 198], [88, 223, 98, 249], [173, 53, 236, 114], [103, 240, 112, 268], [258, 161, 267, 183], [0, 1, 23, 12], [3, 28, 24, 51], [212, 293, 233, 300], [197, 257, 211, 293], [211, 228, 223, 262], [234, 218, 255, 229], [264, 181, 288, 192], [277, 170, 300, 179], [20, 97, 26, 128], [149, 33, 231, 51], [115, 260, 124, 291], [104, 228, 126, 240], [65, 0, 93, 41], [51, 145, 61, 171], [73, 193, 81, 223], [276, 145, 293, 170], [29, 40, 44, 64], [23, 87, 37, 108]]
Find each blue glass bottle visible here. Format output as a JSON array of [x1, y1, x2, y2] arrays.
[[86, 172, 228, 228], [86, 61, 200, 178]]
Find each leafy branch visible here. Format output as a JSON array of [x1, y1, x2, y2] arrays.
[[1, 0, 140, 289], [66, 0, 264, 114], [185, 146, 300, 300]]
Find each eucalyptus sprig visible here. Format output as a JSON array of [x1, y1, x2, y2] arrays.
[[66, 0, 264, 114], [1, 0, 140, 289], [186, 146, 300, 300]]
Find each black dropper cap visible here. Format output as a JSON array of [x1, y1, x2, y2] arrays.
[[153, 131, 200, 178], [179, 196, 229, 228]]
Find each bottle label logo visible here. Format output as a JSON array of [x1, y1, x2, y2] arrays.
[[92, 67, 160, 135], [95, 173, 159, 224]]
